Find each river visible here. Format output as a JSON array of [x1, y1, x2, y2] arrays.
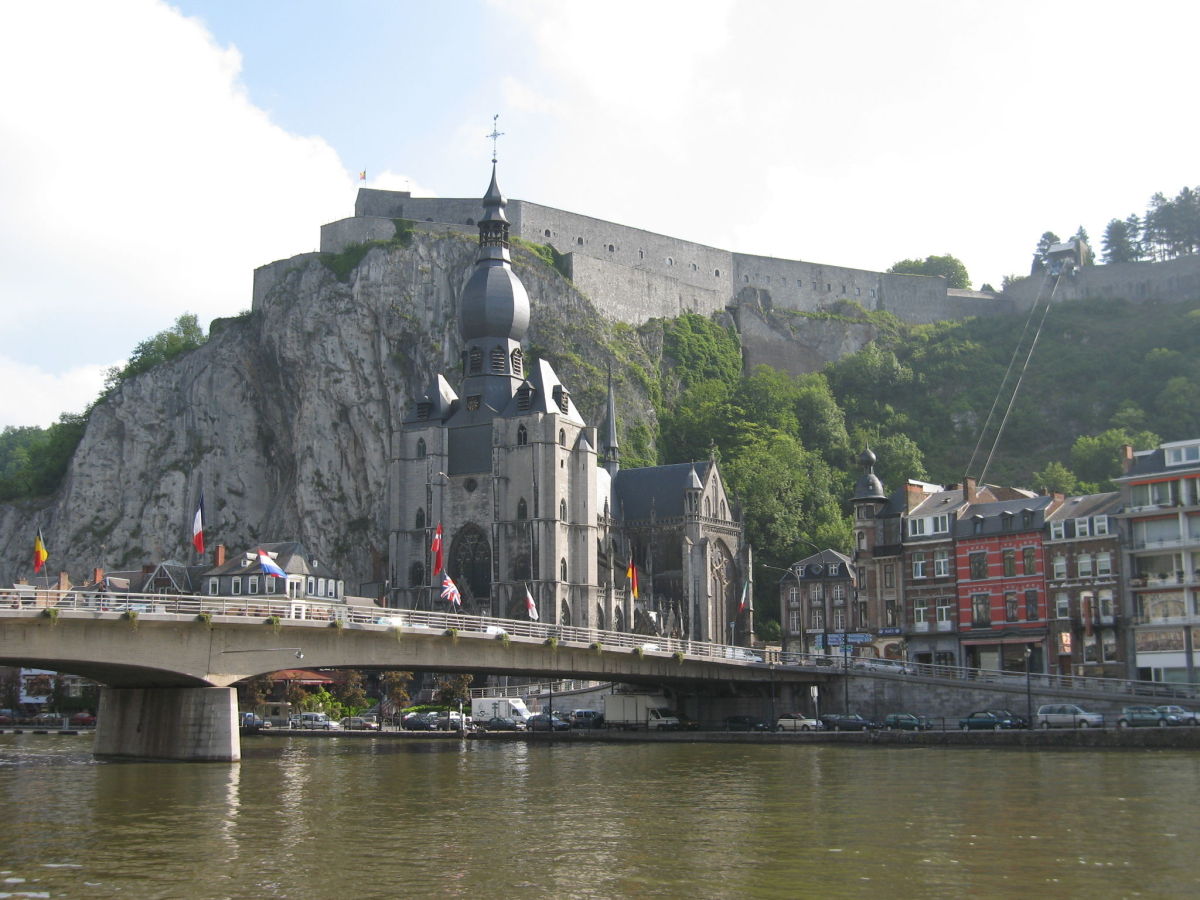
[[1, 732, 1196, 898]]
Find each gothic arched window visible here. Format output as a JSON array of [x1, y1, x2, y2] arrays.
[[559, 498, 567, 521], [517, 498, 528, 520], [415, 507, 426, 530], [416, 438, 426, 459], [560, 599, 571, 626], [560, 557, 568, 582], [558, 428, 566, 446], [408, 561, 425, 587], [517, 424, 527, 446]]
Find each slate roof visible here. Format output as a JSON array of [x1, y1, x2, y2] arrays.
[[1043, 492, 1121, 523], [613, 461, 711, 522], [201, 542, 338, 580], [954, 494, 1057, 538]]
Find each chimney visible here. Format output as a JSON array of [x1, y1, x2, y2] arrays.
[[1120, 444, 1134, 474], [92, 567, 104, 585], [904, 482, 925, 512], [57, 571, 70, 591], [963, 477, 977, 504], [214, 544, 227, 566], [142, 564, 154, 574]]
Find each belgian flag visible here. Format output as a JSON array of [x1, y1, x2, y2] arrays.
[[32, 527, 48, 574]]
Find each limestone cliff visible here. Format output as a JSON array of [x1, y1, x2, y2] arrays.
[[0, 228, 661, 591]]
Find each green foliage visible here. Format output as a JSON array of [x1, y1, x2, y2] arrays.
[[433, 673, 472, 707], [319, 222, 417, 283], [661, 312, 742, 392], [0, 413, 88, 500], [887, 254, 971, 289], [380, 671, 413, 715], [511, 237, 570, 279], [755, 618, 782, 643], [1031, 461, 1077, 495], [104, 313, 207, 393]]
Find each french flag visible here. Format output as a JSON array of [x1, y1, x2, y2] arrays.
[[257, 548, 286, 579]]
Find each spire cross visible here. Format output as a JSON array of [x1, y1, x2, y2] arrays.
[[487, 113, 505, 164]]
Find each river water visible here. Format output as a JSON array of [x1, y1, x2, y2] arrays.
[[1, 732, 1196, 899]]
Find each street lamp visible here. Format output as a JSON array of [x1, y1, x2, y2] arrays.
[[1024, 646, 1033, 728]]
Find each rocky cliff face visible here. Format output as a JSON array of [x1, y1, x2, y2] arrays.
[[0, 229, 657, 591]]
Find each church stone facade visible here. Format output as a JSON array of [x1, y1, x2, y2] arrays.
[[387, 167, 747, 643]]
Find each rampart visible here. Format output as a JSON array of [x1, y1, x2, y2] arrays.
[[1003, 255, 1200, 310], [345, 189, 1011, 328]]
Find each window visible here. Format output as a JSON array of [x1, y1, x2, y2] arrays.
[[1005, 592, 1018, 621], [931, 514, 949, 533], [788, 609, 802, 633], [558, 429, 566, 446], [970, 552, 988, 580], [971, 594, 991, 627], [468, 346, 483, 374], [827, 562, 840, 576], [265, 577, 276, 595], [787, 585, 800, 608], [934, 549, 950, 577], [208, 578, 219, 595], [1022, 511, 1034, 529], [560, 558, 567, 581], [1003, 549, 1016, 577], [517, 498, 528, 520], [832, 609, 846, 630], [307, 577, 315, 596], [936, 599, 954, 623], [409, 562, 424, 587], [1025, 589, 1039, 620], [831, 583, 846, 604], [248, 576, 259, 595], [1098, 589, 1115, 619], [232, 577, 242, 596], [1093, 515, 1109, 535], [416, 438, 426, 459], [1050, 521, 1065, 540], [415, 508, 426, 530], [1165, 443, 1200, 465], [1053, 555, 1067, 579], [884, 566, 895, 589], [909, 518, 928, 537], [1074, 518, 1091, 537], [318, 578, 326, 597], [1023, 547, 1036, 576], [1056, 592, 1070, 619], [1002, 513, 1013, 531], [517, 424, 527, 446], [1077, 554, 1094, 577], [1096, 552, 1112, 576], [810, 583, 824, 603], [510, 348, 523, 377], [972, 517, 984, 535], [559, 498, 567, 520], [1131, 481, 1175, 507], [912, 551, 928, 579], [913, 597, 928, 621], [810, 606, 824, 629]]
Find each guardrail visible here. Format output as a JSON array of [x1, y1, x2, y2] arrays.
[[4, 588, 1197, 699]]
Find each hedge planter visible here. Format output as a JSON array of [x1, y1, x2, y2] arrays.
[[265, 615, 282, 633]]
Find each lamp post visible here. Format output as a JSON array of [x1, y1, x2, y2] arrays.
[[1024, 646, 1033, 729]]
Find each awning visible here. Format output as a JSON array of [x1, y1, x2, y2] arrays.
[[959, 635, 1044, 646]]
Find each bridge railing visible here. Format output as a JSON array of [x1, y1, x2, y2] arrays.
[[6, 588, 1197, 700]]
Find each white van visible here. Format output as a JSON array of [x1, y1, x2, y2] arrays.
[[291, 712, 340, 730]]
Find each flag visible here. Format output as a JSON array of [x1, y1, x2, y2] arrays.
[[192, 491, 205, 555], [525, 584, 539, 621], [359, 170, 366, 181], [257, 548, 286, 579], [440, 573, 461, 607], [32, 527, 48, 574], [738, 580, 750, 613], [626, 557, 638, 600], [431, 523, 444, 576]]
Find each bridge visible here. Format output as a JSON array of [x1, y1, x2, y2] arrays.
[[3, 588, 1196, 760]]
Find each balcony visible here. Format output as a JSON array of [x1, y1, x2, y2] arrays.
[[936, 619, 955, 632], [912, 621, 930, 633]]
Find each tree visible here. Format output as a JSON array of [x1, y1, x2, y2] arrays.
[[330, 670, 368, 711], [103, 312, 207, 393], [380, 671, 413, 717], [1032, 461, 1077, 495], [1102, 218, 1137, 265], [1031, 232, 1060, 273], [887, 254, 971, 289], [1070, 428, 1160, 490], [433, 673, 472, 707]]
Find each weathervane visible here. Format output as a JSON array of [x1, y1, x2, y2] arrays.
[[488, 113, 504, 164]]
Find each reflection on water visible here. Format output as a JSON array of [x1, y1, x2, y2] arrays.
[[1, 733, 1197, 898]]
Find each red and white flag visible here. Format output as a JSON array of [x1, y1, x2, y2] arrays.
[[440, 572, 461, 607], [525, 584, 539, 621], [431, 523, 444, 576], [192, 491, 205, 555]]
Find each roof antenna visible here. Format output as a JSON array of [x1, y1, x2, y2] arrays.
[[487, 113, 504, 165]]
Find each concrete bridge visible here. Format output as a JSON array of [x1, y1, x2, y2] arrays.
[[3, 589, 1195, 761]]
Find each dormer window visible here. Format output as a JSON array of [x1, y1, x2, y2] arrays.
[[1165, 442, 1200, 466], [510, 348, 523, 378], [468, 347, 483, 374], [416, 401, 432, 421], [516, 384, 532, 412], [491, 346, 507, 372], [553, 385, 570, 414]]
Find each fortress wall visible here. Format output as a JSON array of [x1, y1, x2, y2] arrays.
[[1004, 256, 1200, 310], [567, 253, 727, 323], [731, 253, 886, 313], [320, 216, 398, 253], [878, 275, 1011, 323]]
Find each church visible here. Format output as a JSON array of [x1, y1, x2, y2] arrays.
[[386, 165, 749, 644]]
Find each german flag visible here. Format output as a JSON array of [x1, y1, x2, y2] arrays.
[[32, 527, 48, 574]]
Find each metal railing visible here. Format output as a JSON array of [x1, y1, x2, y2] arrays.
[[4, 587, 1197, 700]]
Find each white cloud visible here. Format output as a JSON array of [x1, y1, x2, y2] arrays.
[[0, 1, 365, 428], [0, 358, 113, 429]]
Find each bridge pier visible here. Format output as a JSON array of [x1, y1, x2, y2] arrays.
[[94, 686, 240, 762]]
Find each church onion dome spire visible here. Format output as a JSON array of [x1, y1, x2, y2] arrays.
[[853, 447, 886, 501], [459, 163, 530, 343]]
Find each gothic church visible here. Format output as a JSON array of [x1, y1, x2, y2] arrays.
[[386, 166, 748, 643]]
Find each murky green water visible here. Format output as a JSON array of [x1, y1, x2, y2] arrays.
[[1, 733, 1196, 898]]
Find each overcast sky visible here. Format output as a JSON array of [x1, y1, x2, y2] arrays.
[[2, 0, 1197, 429]]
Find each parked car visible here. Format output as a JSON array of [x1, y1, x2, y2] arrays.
[[1117, 706, 1179, 728], [240, 712, 269, 730], [723, 715, 770, 732], [1034, 704, 1105, 729], [853, 658, 913, 675], [569, 709, 605, 729], [0, 712, 14, 726], [401, 712, 436, 730], [69, 712, 97, 727], [526, 714, 570, 731], [1156, 705, 1199, 726], [483, 716, 524, 731], [339, 716, 381, 731], [775, 713, 823, 732], [959, 710, 1023, 731], [820, 713, 881, 732], [990, 709, 1030, 729], [290, 712, 340, 730], [883, 713, 931, 731]]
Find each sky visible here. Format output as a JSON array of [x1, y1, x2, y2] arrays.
[[2, 0, 1198, 430]]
